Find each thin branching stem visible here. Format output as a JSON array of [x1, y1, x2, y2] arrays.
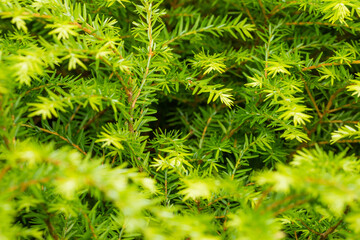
[[22, 124, 87, 155]]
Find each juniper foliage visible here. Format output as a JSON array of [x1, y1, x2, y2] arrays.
[[1, 0, 360, 239]]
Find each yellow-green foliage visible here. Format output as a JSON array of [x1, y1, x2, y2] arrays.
[[1, 0, 360, 239]]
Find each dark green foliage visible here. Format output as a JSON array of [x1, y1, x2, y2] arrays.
[[1, 0, 360, 239]]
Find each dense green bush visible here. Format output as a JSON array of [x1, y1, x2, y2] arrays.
[[1, 0, 360, 239]]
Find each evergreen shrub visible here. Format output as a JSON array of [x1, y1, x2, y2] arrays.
[[1, 0, 360, 239]]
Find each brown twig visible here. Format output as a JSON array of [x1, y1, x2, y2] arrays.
[[273, 199, 308, 216], [319, 207, 349, 240], [70, 22, 124, 59], [268, 1, 297, 19], [221, 124, 242, 142], [95, 57, 135, 132], [1, 131, 10, 150], [265, 194, 299, 212], [8, 177, 51, 192], [302, 60, 360, 71], [206, 195, 230, 208], [286, 21, 360, 32], [82, 212, 98, 239], [0, 11, 52, 19], [240, 0, 255, 25], [301, 76, 322, 118], [297, 219, 321, 235], [22, 124, 87, 155], [24, 83, 67, 96], [200, 114, 215, 148], [0, 94, 10, 150], [162, 13, 195, 18], [110, 153, 117, 166], [328, 101, 358, 113], [296, 207, 349, 239], [324, 88, 346, 115], [65, 104, 81, 131], [255, 187, 272, 210], [319, 219, 343, 240], [0, 165, 11, 181], [45, 215, 59, 240], [77, 108, 108, 134], [321, 120, 360, 124], [309, 139, 360, 147], [70, 22, 103, 40], [98, 57, 130, 92], [257, 0, 268, 24]]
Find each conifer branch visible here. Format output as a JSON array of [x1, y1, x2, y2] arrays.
[[2, 0, 360, 238], [324, 87, 346, 115], [257, 0, 268, 24], [294, 231, 299, 240], [302, 76, 322, 118], [273, 199, 308, 216], [22, 124, 87, 155], [286, 21, 360, 32], [240, 1, 255, 25], [45, 215, 59, 240], [77, 107, 108, 134], [319, 207, 349, 240], [255, 187, 272, 210], [328, 101, 359, 113], [302, 60, 360, 71], [297, 219, 321, 235], [8, 177, 52, 192], [310, 139, 360, 146], [24, 83, 67, 96], [0, 165, 11, 181], [199, 111, 215, 148], [65, 104, 81, 131], [265, 194, 300, 212], [322, 120, 360, 124], [82, 212, 98, 239], [268, 1, 297, 19]]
